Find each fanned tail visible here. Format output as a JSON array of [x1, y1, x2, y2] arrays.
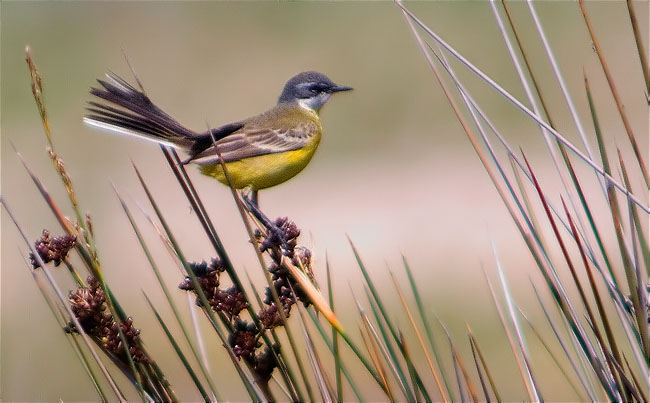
[[84, 73, 199, 150]]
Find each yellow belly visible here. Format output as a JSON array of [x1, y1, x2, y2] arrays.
[[198, 136, 321, 190]]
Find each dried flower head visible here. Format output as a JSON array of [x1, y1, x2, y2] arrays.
[[67, 277, 149, 363], [68, 276, 107, 330], [179, 260, 220, 295], [102, 317, 149, 363], [30, 229, 77, 268], [229, 319, 259, 360], [264, 277, 296, 311], [252, 345, 279, 384], [215, 286, 249, 318], [256, 217, 301, 256], [179, 259, 248, 317], [191, 258, 225, 276], [292, 246, 314, 282], [258, 303, 289, 329], [253, 217, 315, 318]]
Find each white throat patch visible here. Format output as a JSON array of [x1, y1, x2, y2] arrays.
[[298, 98, 317, 112], [297, 93, 330, 114]]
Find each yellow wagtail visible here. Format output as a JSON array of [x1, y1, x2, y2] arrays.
[[84, 71, 352, 203]]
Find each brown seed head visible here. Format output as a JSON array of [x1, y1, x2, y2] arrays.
[[30, 230, 77, 269]]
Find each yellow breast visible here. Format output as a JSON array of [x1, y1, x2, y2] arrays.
[[199, 131, 321, 190]]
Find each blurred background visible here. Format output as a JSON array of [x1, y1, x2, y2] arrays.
[[2, 1, 647, 401]]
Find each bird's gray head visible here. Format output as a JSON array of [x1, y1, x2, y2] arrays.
[[278, 71, 353, 113]]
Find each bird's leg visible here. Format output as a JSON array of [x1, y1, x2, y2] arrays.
[[241, 193, 288, 250], [242, 193, 273, 228], [241, 187, 259, 208]]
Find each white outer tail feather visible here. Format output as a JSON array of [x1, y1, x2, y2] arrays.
[[82, 116, 181, 149]]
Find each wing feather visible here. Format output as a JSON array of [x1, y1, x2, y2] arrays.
[[189, 121, 317, 165]]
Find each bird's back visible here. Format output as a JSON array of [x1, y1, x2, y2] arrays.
[[241, 102, 321, 132]]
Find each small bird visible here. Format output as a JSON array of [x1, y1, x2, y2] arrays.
[[84, 71, 352, 204]]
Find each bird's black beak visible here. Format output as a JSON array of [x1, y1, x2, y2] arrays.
[[330, 85, 353, 93]]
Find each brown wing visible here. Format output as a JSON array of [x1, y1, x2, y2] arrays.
[[189, 120, 318, 165]]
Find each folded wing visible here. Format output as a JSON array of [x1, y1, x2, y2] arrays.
[[189, 121, 317, 165]]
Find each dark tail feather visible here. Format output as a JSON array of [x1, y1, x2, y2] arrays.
[[84, 73, 198, 150]]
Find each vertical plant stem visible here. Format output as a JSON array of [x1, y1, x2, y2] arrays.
[[214, 153, 313, 402], [1, 197, 127, 402], [326, 255, 344, 402], [578, 0, 649, 187], [625, 0, 650, 93]]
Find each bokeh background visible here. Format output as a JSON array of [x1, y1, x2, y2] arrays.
[[2, 1, 647, 401]]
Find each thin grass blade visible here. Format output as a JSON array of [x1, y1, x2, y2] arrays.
[[306, 309, 365, 402], [20, 252, 109, 402], [143, 293, 212, 402], [483, 267, 537, 402], [396, 1, 648, 212], [1, 196, 126, 402], [326, 255, 343, 401], [389, 269, 446, 401], [617, 149, 650, 276], [292, 289, 336, 402], [577, 0, 649, 186], [435, 316, 478, 402], [132, 164, 264, 402], [491, 241, 542, 402], [517, 307, 586, 401], [466, 327, 501, 402], [355, 301, 394, 401], [113, 183, 220, 401], [356, 288, 412, 401], [465, 327, 490, 403], [625, 0, 650, 94], [531, 282, 601, 401], [402, 255, 454, 401]]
